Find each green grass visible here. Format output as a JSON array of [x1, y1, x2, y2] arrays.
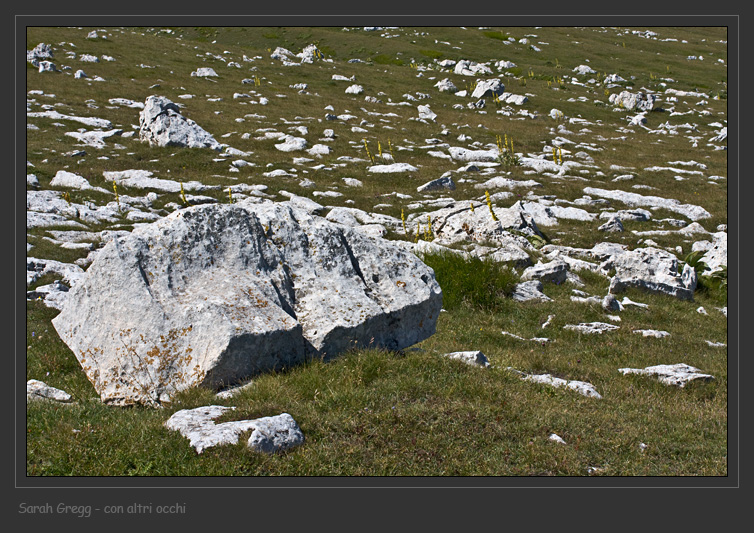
[[24, 25, 728, 477], [420, 251, 520, 312]]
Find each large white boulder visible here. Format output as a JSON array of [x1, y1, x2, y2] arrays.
[[139, 95, 223, 151], [52, 201, 442, 406]]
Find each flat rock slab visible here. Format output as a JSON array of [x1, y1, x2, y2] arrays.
[[633, 329, 670, 338], [583, 187, 711, 221], [52, 200, 442, 406], [618, 363, 714, 387], [27, 379, 72, 403], [165, 406, 304, 454], [508, 368, 602, 399], [563, 322, 620, 334], [443, 350, 490, 367], [367, 163, 418, 173]]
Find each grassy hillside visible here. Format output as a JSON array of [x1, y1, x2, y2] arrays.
[[25, 25, 728, 476]]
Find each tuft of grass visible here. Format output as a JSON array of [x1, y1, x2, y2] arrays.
[[420, 251, 519, 312]]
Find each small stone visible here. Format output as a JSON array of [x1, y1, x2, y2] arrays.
[[27, 379, 72, 403], [443, 351, 490, 368]]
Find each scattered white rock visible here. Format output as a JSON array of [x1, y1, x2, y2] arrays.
[[583, 187, 711, 221], [27, 379, 72, 403], [541, 315, 555, 329], [139, 95, 222, 151], [443, 351, 490, 368], [521, 259, 569, 284], [512, 280, 551, 302], [50, 170, 92, 189], [609, 90, 656, 111], [275, 135, 307, 152], [604, 247, 697, 301], [165, 405, 304, 454], [417, 175, 456, 192], [417, 104, 437, 121], [618, 363, 714, 387], [434, 78, 458, 93], [368, 163, 418, 173], [510, 368, 602, 399], [471, 79, 504, 99], [633, 329, 670, 338], [563, 322, 620, 334]]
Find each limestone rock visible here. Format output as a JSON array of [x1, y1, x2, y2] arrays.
[[500, 93, 528, 105], [50, 170, 92, 190], [165, 406, 304, 454], [618, 363, 714, 387], [563, 322, 620, 334], [434, 78, 458, 93], [601, 294, 624, 312], [583, 187, 711, 221], [417, 175, 456, 193], [26, 280, 71, 310], [632, 329, 670, 338], [471, 79, 504, 99], [52, 201, 442, 406], [609, 90, 656, 111], [448, 146, 498, 162], [603, 247, 697, 301], [699, 232, 727, 274], [510, 369, 602, 399], [573, 64, 596, 75], [275, 135, 307, 152], [443, 351, 490, 368], [191, 67, 218, 77], [367, 163, 418, 173], [417, 105, 437, 121], [139, 95, 222, 151], [598, 216, 624, 233], [521, 259, 569, 285], [27, 43, 53, 66], [27, 379, 72, 403], [512, 280, 551, 302]]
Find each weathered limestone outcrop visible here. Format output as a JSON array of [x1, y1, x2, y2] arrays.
[[139, 95, 223, 151], [52, 200, 442, 406]]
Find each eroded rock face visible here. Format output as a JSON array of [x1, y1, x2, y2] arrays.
[[138, 95, 222, 151], [52, 200, 442, 406]]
